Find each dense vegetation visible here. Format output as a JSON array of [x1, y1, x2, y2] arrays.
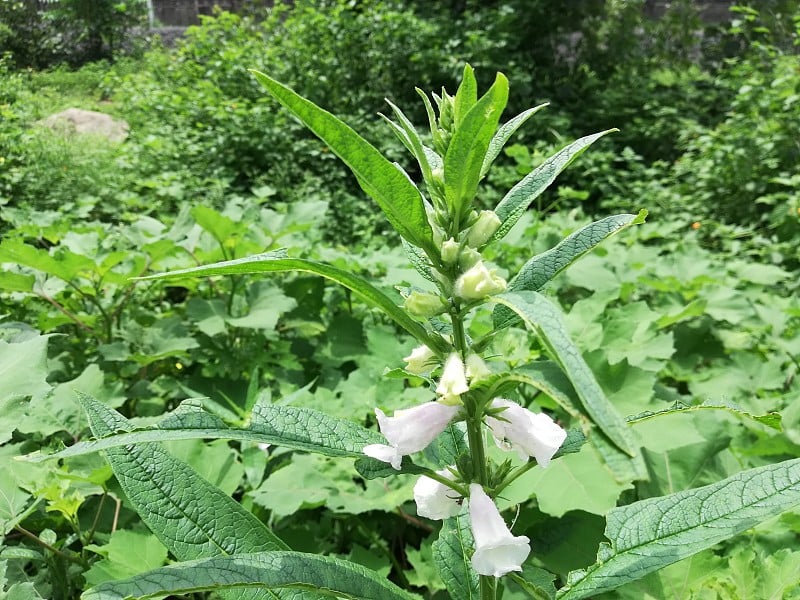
[[1, 1, 799, 598]]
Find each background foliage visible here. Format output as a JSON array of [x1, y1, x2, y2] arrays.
[[1, 0, 799, 598]]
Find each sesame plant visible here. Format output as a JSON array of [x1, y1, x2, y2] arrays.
[[30, 65, 800, 600]]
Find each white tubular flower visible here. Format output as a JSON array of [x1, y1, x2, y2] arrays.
[[363, 402, 459, 470], [413, 468, 462, 520], [454, 261, 507, 301], [403, 344, 436, 375], [486, 399, 567, 467], [466, 210, 501, 248], [469, 483, 530, 577], [436, 353, 469, 404]]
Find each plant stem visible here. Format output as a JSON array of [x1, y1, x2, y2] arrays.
[[450, 304, 495, 600], [14, 525, 84, 565]]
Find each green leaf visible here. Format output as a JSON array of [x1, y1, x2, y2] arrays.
[[73, 394, 304, 600], [30, 397, 384, 462], [493, 130, 616, 240], [137, 250, 449, 354], [82, 551, 420, 600], [0, 238, 96, 282], [0, 271, 34, 293], [444, 72, 509, 223], [481, 104, 549, 178], [557, 457, 800, 600], [250, 70, 433, 255], [494, 292, 638, 458], [453, 64, 478, 127], [432, 514, 479, 600], [494, 212, 646, 330], [383, 99, 434, 186], [84, 530, 168, 587], [0, 334, 50, 406], [628, 400, 783, 431], [507, 565, 557, 600]]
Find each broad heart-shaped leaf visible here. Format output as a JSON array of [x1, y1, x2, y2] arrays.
[[136, 250, 449, 355], [493, 211, 647, 330], [480, 104, 549, 178], [444, 72, 509, 225], [557, 457, 800, 600], [494, 292, 638, 458], [82, 551, 420, 600], [250, 70, 434, 256], [432, 514, 479, 600], [29, 397, 385, 462], [72, 394, 306, 600], [493, 130, 616, 241]]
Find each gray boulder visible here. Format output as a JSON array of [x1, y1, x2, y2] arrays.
[[39, 108, 129, 143]]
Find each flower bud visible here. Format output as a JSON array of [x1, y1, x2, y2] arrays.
[[404, 290, 447, 317], [436, 353, 469, 404], [458, 247, 482, 270], [469, 484, 530, 577], [466, 210, 501, 248], [403, 344, 436, 375], [413, 468, 462, 520], [486, 399, 567, 467], [441, 237, 460, 264], [363, 401, 460, 470], [454, 262, 507, 301]]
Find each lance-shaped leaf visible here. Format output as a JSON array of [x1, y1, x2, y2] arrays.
[[481, 104, 549, 178], [493, 130, 616, 240], [82, 551, 420, 600], [383, 99, 435, 187], [557, 458, 800, 600], [250, 70, 434, 255], [432, 514, 479, 600], [136, 250, 449, 354], [628, 401, 782, 431], [494, 292, 638, 458], [493, 211, 647, 330], [444, 72, 509, 224], [453, 64, 478, 127], [28, 397, 385, 462], [72, 394, 301, 600]]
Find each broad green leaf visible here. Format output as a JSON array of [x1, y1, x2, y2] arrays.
[[0, 238, 95, 281], [0, 559, 43, 599], [557, 457, 800, 600], [481, 104, 549, 178], [0, 334, 50, 405], [495, 292, 638, 458], [494, 212, 647, 330], [73, 394, 305, 600], [82, 551, 420, 600], [84, 530, 169, 587], [29, 397, 384, 462], [444, 72, 509, 224], [0, 271, 34, 293], [432, 514, 479, 600], [192, 205, 239, 245], [136, 250, 449, 354], [500, 447, 632, 517], [250, 70, 433, 255], [493, 130, 616, 240]]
